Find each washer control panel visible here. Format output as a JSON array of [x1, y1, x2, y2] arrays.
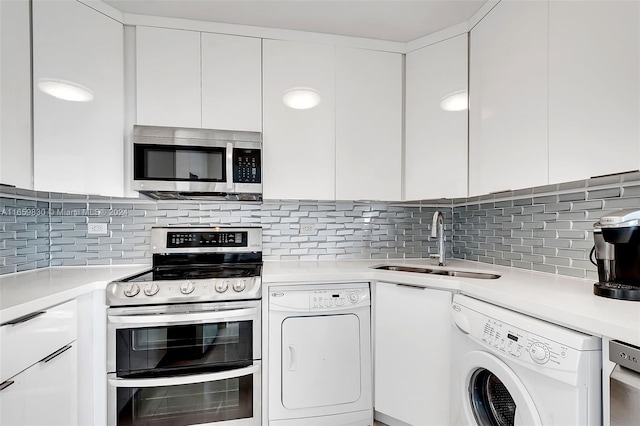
[[451, 297, 599, 372], [479, 318, 571, 366]]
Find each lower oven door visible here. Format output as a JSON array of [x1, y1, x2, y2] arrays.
[[108, 362, 261, 426]]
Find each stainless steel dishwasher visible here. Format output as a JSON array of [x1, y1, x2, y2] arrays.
[[609, 340, 640, 426]]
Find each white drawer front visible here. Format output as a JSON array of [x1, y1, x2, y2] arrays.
[[1, 300, 77, 382]]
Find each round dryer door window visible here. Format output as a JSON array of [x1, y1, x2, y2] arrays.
[[469, 368, 516, 426]]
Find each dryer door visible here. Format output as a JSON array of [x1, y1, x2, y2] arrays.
[[281, 314, 361, 409], [459, 351, 542, 426]]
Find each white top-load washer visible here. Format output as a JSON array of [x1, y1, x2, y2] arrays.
[[268, 283, 372, 426], [450, 294, 601, 426]]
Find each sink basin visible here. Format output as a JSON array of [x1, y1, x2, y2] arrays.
[[374, 265, 501, 280]]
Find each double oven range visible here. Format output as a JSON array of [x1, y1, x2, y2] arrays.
[[106, 227, 262, 426]]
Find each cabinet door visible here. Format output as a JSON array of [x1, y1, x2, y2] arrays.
[[136, 26, 201, 128], [32, 0, 124, 196], [262, 40, 335, 200], [374, 282, 451, 426], [548, 1, 640, 183], [335, 47, 402, 201], [406, 34, 468, 200], [202, 33, 261, 132], [0, 342, 77, 426], [0, 0, 31, 189], [468, 0, 548, 196]]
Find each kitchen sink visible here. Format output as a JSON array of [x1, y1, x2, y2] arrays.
[[374, 265, 501, 280]]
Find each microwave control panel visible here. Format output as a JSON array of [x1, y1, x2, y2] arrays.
[[234, 149, 261, 183]]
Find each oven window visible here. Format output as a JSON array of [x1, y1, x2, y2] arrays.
[[134, 144, 225, 182], [116, 375, 253, 426], [116, 321, 253, 376]]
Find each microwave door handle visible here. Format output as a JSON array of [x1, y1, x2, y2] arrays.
[[108, 306, 259, 326], [226, 142, 234, 191], [108, 364, 260, 388]]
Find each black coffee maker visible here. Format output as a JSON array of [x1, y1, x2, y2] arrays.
[[592, 209, 640, 301]]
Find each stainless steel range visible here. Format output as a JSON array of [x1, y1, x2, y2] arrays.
[[106, 227, 262, 426]]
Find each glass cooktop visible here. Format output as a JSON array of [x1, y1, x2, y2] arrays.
[[123, 264, 262, 282]]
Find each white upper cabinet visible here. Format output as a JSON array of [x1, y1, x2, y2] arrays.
[[32, 0, 124, 196], [468, 0, 548, 196], [136, 26, 201, 128], [0, 0, 32, 189], [201, 33, 261, 132], [548, 0, 640, 183], [335, 47, 402, 201], [136, 27, 262, 131], [262, 39, 336, 200], [405, 34, 468, 200]]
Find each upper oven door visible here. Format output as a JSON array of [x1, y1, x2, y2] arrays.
[[107, 301, 261, 377]]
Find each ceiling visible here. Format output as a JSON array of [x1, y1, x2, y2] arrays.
[[104, 0, 487, 42]]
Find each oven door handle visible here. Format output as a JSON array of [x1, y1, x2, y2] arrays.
[[108, 306, 259, 326], [108, 364, 259, 388]]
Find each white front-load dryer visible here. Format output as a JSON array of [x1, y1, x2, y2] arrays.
[[450, 294, 601, 426], [268, 283, 372, 426]]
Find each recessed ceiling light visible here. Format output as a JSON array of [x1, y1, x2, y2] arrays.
[[282, 87, 321, 110], [37, 78, 94, 102]]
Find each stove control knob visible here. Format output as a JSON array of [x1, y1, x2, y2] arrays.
[[180, 281, 195, 295], [233, 279, 246, 292], [215, 280, 229, 293], [144, 283, 159, 296], [124, 283, 140, 297]]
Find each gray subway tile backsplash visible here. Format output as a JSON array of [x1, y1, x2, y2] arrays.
[[2, 174, 640, 280]]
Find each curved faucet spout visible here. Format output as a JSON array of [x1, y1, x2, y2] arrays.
[[430, 211, 446, 266]]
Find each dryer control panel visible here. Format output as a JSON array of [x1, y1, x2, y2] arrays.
[[269, 283, 370, 312]]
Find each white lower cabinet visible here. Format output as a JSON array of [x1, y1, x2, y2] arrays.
[[374, 281, 452, 426], [0, 342, 78, 426], [0, 300, 78, 426]]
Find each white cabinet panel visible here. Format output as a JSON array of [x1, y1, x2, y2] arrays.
[[469, 0, 548, 196], [32, 0, 124, 196], [374, 282, 452, 426], [136, 26, 201, 128], [1, 299, 77, 383], [262, 40, 335, 200], [202, 34, 262, 132], [335, 47, 402, 201], [549, 0, 640, 183], [0, 0, 31, 189], [405, 34, 468, 200], [0, 342, 77, 426]]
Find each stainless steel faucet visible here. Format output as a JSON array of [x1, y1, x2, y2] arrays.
[[430, 211, 445, 266]]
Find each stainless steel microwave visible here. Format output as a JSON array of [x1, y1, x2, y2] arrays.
[[132, 125, 262, 201]]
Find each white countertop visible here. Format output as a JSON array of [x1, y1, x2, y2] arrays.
[[1, 260, 639, 346], [0, 265, 148, 323], [263, 258, 640, 346]]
